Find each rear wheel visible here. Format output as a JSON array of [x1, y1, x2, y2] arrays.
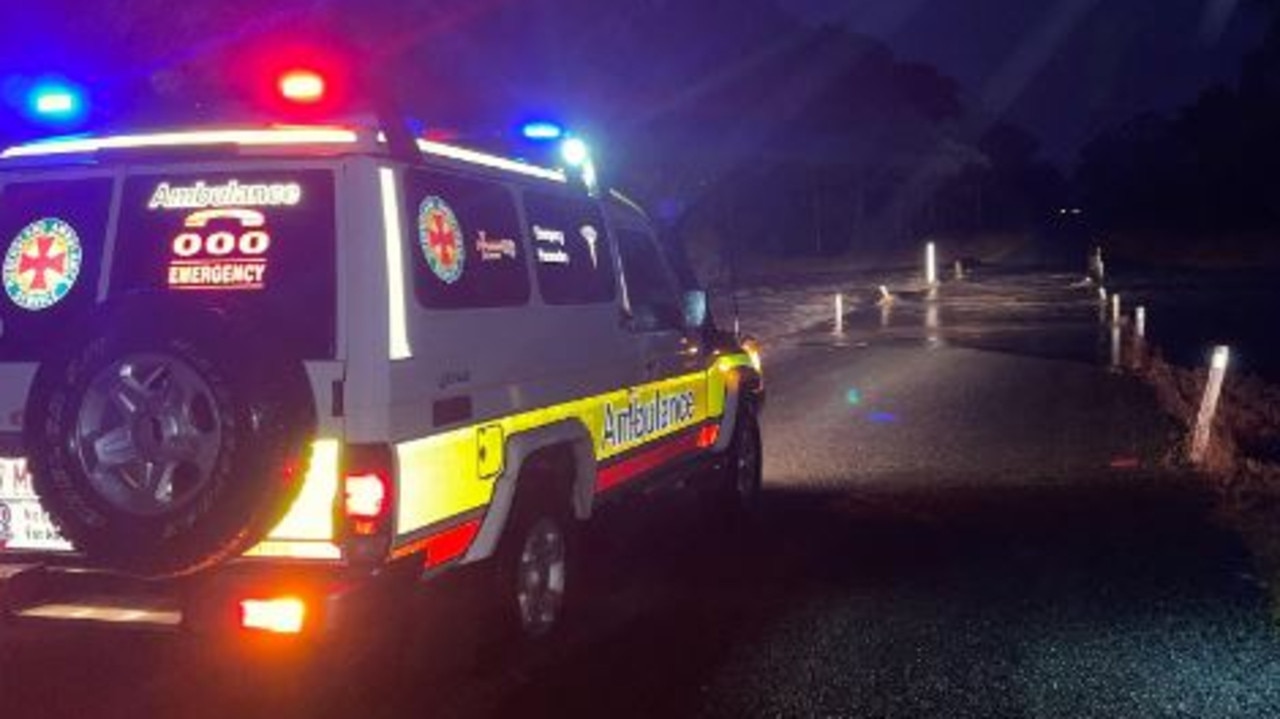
[[495, 490, 575, 641]]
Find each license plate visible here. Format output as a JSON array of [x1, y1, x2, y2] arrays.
[[0, 457, 73, 552]]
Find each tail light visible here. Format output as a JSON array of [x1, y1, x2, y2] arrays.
[[345, 471, 391, 532], [341, 444, 395, 563]]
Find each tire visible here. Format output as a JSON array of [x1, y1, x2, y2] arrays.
[[23, 305, 313, 578], [706, 407, 763, 521], [494, 489, 575, 642]]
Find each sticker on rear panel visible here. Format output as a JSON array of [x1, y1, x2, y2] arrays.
[[3, 218, 83, 311], [167, 208, 271, 291], [0, 457, 72, 551], [418, 196, 465, 284]]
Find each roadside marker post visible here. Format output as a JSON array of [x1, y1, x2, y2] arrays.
[[925, 242, 938, 287], [1189, 345, 1231, 466], [877, 285, 894, 328], [834, 293, 844, 335], [1111, 293, 1121, 325], [953, 260, 965, 281], [1127, 306, 1148, 371]]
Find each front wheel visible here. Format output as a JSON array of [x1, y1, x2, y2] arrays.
[[703, 408, 763, 521]]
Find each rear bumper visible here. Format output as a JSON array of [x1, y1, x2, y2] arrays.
[[0, 556, 414, 645]]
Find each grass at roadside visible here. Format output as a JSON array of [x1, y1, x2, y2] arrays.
[[1137, 349, 1280, 615]]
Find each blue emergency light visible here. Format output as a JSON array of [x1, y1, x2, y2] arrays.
[[26, 81, 87, 124], [521, 121, 565, 141]]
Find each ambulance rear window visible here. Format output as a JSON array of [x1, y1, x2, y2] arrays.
[[113, 169, 337, 359]]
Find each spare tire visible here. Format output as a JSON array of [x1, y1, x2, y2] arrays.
[[23, 302, 314, 577]]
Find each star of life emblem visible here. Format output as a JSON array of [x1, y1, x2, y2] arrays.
[[418, 196, 466, 285], [3, 217, 83, 311]]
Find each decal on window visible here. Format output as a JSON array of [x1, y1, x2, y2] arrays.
[[148, 180, 302, 210], [533, 224, 570, 265], [580, 225, 600, 269], [475, 230, 518, 262], [3, 217, 83, 311], [418, 196, 466, 284], [167, 208, 271, 291]]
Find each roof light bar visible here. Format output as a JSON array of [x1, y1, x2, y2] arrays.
[[1, 127, 360, 159], [417, 139, 567, 183]]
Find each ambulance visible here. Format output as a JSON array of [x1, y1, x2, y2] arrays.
[[0, 70, 764, 648]]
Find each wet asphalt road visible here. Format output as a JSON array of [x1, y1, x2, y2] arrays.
[[5, 271, 1280, 717]]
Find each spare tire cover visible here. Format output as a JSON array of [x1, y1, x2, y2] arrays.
[[24, 305, 314, 577]]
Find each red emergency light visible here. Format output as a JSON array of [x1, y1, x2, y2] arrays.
[[278, 69, 326, 104]]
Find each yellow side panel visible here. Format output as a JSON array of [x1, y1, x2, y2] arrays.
[[393, 363, 747, 539], [397, 427, 494, 535]]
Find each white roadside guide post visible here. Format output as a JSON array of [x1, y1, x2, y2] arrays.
[[1190, 345, 1231, 466], [834, 293, 844, 335], [953, 260, 964, 281], [1135, 306, 1146, 339], [1108, 293, 1121, 368], [925, 242, 938, 287], [877, 285, 894, 328]]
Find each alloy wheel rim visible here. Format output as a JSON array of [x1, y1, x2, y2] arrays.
[[516, 516, 567, 637], [72, 353, 224, 516]]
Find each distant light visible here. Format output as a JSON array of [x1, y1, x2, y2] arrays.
[[846, 388, 862, 406], [561, 137, 590, 167], [279, 69, 326, 104], [869, 411, 898, 424], [522, 121, 565, 141]]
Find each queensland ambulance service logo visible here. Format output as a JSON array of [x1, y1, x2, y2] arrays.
[[3, 218, 83, 311], [418, 196, 465, 284]]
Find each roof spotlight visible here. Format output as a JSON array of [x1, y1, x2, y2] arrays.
[[560, 137, 590, 167]]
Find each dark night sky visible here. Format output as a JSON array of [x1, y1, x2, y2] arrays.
[[785, 0, 1268, 166]]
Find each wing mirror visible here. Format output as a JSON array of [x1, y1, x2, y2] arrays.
[[682, 289, 708, 331]]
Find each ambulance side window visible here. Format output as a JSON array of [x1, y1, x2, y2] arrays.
[[523, 192, 616, 305], [404, 170, 530, 309], [616, 229, 682, 332]]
